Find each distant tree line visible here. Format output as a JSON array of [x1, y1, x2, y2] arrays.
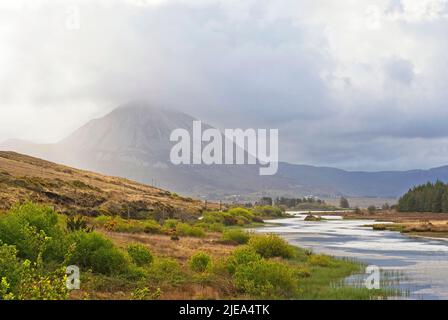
[[398, 181, 448, 213], [274, 197, 325, 208]]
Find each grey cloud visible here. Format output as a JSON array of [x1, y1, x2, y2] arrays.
[[0, 0, 447, 171]]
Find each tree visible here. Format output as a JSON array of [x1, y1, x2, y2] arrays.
[[397, 181, 448, 213], [339, 197, 350, 209]]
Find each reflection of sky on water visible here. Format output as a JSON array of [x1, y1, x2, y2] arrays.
[[256, 215, 448, 300]]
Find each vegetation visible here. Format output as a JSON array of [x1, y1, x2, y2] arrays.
[[340, 197, 350, 209], [275, 196, 338, 211], [67, 231, 129, 275], [234, 260, 299, 299], [127, 244, 153, 267], [189, 252, 211, 273], [248, 234, 296, 259], [251, 205, 284, 217], [398, 181, 448, 213], [220, 229, 251, 245], [304, 215, 322, 221], [0, 202, 393, 300]]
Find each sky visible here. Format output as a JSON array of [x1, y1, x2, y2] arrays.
[[1, 0, 448, 171]]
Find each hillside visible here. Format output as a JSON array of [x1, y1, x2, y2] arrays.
[[0, 151, 210, 218], [2, 102, 448, 198]]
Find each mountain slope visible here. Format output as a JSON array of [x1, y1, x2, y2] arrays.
[[2, 102, 448, 198], [0, 151, 210, 217]]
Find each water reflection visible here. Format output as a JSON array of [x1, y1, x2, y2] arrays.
[[255, 213, 448, 300]]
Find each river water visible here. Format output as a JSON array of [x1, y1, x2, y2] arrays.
[[255, 213, 448, 300]]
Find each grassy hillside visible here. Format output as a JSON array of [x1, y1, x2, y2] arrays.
[[0, 151, 212, 219]]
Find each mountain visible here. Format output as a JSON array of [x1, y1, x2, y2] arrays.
[[2, 101, 448, 199], [0, 151, 210, 217]]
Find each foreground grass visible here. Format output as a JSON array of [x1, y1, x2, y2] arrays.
[[0, 202, 395, 300]]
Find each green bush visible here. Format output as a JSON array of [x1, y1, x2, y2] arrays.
[[221, 229, 250, 244], [93, 216, 162, 234], [234, 260, 299, 299], [202, 211, 252, 226], [127, 244, 153, 266], [228, 207, 253, 220], [251, 206, 284, 217], [227, 207, 254, 224], [67, 231, 129, 275], [196, 222, 224, 233], [226, 246, 261, 274], [148, 258, 185, 286], [189, 252, 211, 273], [0, 203, 67, 262], [163, 219, 180, 229], [176, 223, 205, 238], [142, 220, 162, 234], [66, 215, 93, 232], [0, 243, 22, 292], [201, 212, 225, 224], [307, 254, 333, 267], [248, 234, 295, 259], [0, 241, 68, 300]]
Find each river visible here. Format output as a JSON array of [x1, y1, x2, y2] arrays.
[[255, 212, 448, 300]]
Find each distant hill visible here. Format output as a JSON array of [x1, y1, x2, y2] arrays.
[[0, 151, 209, 218], [2, 101, 448, 199]]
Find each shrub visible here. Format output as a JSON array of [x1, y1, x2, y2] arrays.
[[142, 220, 162, 234], [163, 219, 180, 229], [202, 212, 226, 224], [0, 243, 22, 292], [226, 246, 261, 274], [252, 206, 283, 217], [0, 241, 68, 300], [148, 258, 185, 286], [189, 252, 211, 273], [227, 207, 254, 224], [234, 260, 299, 299], [221, 229, 250, 245], [127, 244, 153, 266], [67, 231, 129, 275], [196, 222, 224, 233], [0, 203, 67, 262], [14, 261, 68, 300], [132, 287, 162, 300], [176, 223, 205, 238], [307, 254, 333, 267], [66, 215, 93, 232], [248, 234, 295, 259], [228, 207, 253, 220], [93, 216, 162, 234]]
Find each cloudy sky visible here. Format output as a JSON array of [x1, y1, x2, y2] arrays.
[[1, 0, 448, 171]]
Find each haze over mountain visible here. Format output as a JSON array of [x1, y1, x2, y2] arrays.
[[2, 102, 448, 200]]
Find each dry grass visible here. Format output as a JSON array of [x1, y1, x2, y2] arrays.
[[103, 231, 233, 264], [71, 230, 237, 300], [0, 151, 218, 217], [352, 209, 448, 238]]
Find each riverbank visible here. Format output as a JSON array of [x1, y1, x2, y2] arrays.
[[256, 215, 448, 299], [339, 209, 448, 239]]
